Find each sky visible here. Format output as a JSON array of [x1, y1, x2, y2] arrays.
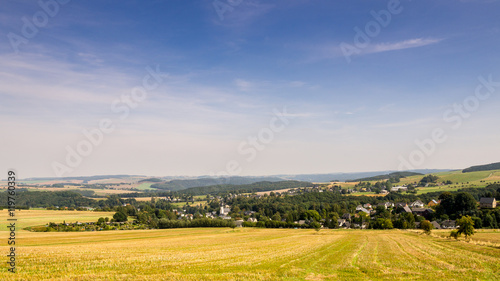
[[1, 0, 500, 179]]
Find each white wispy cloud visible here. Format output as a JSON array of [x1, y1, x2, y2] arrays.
[[234, 78, 253, 91], [366, 38, 443, 54], [306, 37, 444, 62]]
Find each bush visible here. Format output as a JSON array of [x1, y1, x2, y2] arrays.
[[256, 221, 266, 228], [450, 230, 460, 240], [420, 220, 433, 235]]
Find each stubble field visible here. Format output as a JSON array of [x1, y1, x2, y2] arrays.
[[1, 227, 499, 280]]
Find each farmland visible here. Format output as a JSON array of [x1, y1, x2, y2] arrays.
[[1, 227, 499, 280], [399, 169, 500, 189], [349, 169, 500, 195], [0, 210, 114, 232]]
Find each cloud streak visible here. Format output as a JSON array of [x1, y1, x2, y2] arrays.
[[305, 38, 443, 63], [366, 38, 443, 54]]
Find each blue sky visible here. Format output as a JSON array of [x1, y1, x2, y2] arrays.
[[1, 0, 500, 178]]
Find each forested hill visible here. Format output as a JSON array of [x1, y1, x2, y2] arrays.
[[345, 171, 423, 182], [177, 181, 312, 195], [150, 176, 284, 191], [463, 162, 500, 173], [0, 190, 133, 208]]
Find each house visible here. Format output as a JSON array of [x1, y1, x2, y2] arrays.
[[402, 206, 412, 213], [377, 202, 393, 210], [391, 186, 407, 192], [298, 220, 306, 225], [479, 197, 497, 209], [342, 213, 351, 220], [243, 210, 256, 216], [235, 220, 244, 227], [220, 205, 231, 215], [411, 208, 434, 217], [395, 202, 408, 208], [410, 200, 424, 208], [356, 206, 370, 214], [352, 222, 368, 229], [363, 203, 372, 209], [428, 199, 440, 207], [336, 219, 351, 228], [247, 217, 257, 223], [441, 220, 456, 229], [377, 203, 388, 210], [431, 221, 442, 229]]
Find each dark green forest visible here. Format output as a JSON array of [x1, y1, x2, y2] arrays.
[[463, 162, 500, 173]]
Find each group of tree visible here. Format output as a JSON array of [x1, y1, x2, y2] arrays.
[[150, 176, 284, 191], [176, 181, 313, 196], [418, 175, 439, 187]]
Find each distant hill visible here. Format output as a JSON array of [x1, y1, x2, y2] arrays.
[[463, 162, 500, 173], [278, 169, 448, 183], [138, 178, 163, 183], [21, 175, 141, 182], [345, 171, 423, 182], [150, 176, 284, 191], [177, 180, 312, 195]]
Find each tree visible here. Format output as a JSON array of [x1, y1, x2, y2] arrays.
[[394, 212, 415, 229], [372, 218, 393, 229], [420, 220, 433, 235], [419, 175, 439, 186], [456, 215, 475, 239], [305, 210, 321, 221], [113, 211, 128, 222], [271, 212, 282, 222], [471, 216, 482, 229], [454, 192, 477, 216], [310, 221, 321, 232], [385, 180, 393, 189], [439, 192, 455, 215], [484, 214, 497, 228], [256, 221, 266, 228]]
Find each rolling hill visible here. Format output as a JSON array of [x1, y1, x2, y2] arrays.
[[150, 176, 285, 191], [463, 162, 500, 173], [345, 171, 423, 182], [177, 180, 312, 195]]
